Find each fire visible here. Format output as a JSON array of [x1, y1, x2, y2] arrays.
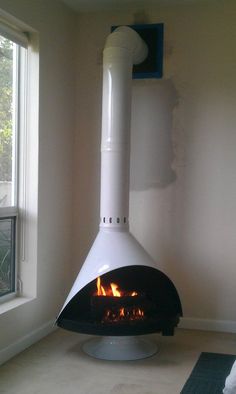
[[97, 276, 106, 296], [138, 308, 144, 317], [96, 277, 138, 297], [120, 307, 125, 317], [95, 277, 145, 323], [103, 306, 145, 322], [110, 283, 121, 297]]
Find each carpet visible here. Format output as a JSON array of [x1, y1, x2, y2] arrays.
[[180, 352, 236, 393]]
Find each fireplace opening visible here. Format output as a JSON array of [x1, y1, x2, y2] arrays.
[[57, 265, 182, 337]]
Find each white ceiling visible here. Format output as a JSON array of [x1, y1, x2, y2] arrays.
[[61, 0, 204, 13]]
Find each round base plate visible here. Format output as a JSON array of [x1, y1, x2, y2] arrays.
[[82, 336, 158, 361]]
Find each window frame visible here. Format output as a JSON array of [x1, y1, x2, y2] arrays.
[[0, 10, 39, 313]]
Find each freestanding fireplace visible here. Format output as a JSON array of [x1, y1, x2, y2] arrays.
[[57, 26, 182, 360]]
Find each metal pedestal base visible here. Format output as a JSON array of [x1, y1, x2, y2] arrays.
[[82, 336, 158, 361]]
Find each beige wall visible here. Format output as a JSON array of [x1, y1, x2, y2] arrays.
[[0, 0, 76, 352], [74, 1, 236, 326]]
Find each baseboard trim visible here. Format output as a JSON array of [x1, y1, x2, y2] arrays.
[[179, 317, 236, 333], [0, 320, 56, 366]]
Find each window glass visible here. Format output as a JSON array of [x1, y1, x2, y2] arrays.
[[0, 217, 15, 296], [0, 35, 16, 207], [0, 32, 21, 298]]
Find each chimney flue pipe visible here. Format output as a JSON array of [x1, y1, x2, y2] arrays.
[[100, 26, 148, 229]]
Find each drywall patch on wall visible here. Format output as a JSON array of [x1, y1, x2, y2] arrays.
[[130, 79, 179, 190]]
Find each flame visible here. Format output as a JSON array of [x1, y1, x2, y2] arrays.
[[120, 307, 125, 317], [110, 283, 121, 297], [103, 306, 145, 322], [97, 276, 106, 296], [96, 277, 139, 297], [138, 308, 144, 317], [131, 291, 138, 296]]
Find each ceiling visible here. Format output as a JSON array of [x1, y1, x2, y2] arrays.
[[61, 0, 204, 12]]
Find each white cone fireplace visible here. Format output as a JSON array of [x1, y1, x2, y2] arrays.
[[57, 26, 182, 360]]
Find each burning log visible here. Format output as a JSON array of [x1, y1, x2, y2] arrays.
[[91, 294, 146, 322]]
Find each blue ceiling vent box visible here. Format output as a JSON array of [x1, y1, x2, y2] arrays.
[[111, 23, 164, 79]]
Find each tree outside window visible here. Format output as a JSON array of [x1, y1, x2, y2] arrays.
[[0, 35, 15, 297], [0, 36, 13, 206]]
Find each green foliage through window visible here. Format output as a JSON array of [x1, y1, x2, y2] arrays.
[[0, 218, 15, 296], [0, 36, 13, 182]]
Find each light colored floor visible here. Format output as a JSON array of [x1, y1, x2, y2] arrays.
[[0, 329, 235, 394]]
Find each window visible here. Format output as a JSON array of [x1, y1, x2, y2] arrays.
[[0, 18, 28, 301]]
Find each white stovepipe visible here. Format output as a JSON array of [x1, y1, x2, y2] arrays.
[[100, 26, 148, 228], [58, 27, 153, 316]]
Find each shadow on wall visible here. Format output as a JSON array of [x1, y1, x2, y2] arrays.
[[130, 79, 178, 191]]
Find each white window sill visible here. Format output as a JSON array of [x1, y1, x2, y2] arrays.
[[0, 296, 35, 315]]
